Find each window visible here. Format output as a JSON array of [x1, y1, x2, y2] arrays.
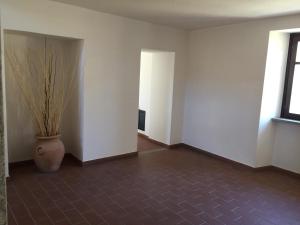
[[281, 33, 300, 120]]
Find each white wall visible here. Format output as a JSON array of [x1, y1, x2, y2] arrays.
[[184, 23, 266, 167], [147, 51, 175, 145], [138, 52, 152, 136], [0, 0, 187, 163], [2, 0, 299, 173], [272, 122, 300, 173], [256, 31, 289, 167], [184, 14, 300, 168]]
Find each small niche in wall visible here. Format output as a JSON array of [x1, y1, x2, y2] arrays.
[[4, 30, 84, 163]]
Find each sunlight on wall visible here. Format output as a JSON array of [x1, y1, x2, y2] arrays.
[[256, 31, 289, 167]]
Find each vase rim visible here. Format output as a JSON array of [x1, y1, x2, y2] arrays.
[[36, 134, 61, 140]]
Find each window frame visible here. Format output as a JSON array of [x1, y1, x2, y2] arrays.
[[281, 33, 300, 121]]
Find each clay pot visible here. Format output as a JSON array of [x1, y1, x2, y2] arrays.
[[33, 135, 65, 172]]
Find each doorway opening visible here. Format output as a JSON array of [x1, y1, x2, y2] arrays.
[[137, 49, 175, 152]]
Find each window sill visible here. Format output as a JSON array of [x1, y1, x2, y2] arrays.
[[272, 117, 300, 125]]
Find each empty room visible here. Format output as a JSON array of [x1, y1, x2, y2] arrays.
[[0, 0, 299, 225]]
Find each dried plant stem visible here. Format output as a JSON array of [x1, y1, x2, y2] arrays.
[[5, 39, 78, 137]]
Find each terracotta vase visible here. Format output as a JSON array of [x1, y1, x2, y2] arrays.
[[33, 135, 65, 172]]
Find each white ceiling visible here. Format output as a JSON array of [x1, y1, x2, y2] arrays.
[[50, 0, 300, 29]]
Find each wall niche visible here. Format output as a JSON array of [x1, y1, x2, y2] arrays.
[[4, 30, 83, 164]]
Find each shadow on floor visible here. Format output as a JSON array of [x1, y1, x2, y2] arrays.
[[137, 135, 165, 152]]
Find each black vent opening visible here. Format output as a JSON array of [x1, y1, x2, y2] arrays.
[[138, 110, 146, 131]]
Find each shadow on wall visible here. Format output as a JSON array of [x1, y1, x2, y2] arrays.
[[4, 30, 84, 165]]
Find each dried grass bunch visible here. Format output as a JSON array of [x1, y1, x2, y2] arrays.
[[5, 38, 78, 137]]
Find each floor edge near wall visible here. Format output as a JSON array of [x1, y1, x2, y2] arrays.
[[8, 152, 138, 173], [179, 143, 300, 178], [81, 152, 138, 166], [137, 132, 183, 149], [8, 143, 300, 179]]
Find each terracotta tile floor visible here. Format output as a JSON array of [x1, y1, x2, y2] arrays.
[[137, 135, 164, 152], [7, 148, 300, 225]]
